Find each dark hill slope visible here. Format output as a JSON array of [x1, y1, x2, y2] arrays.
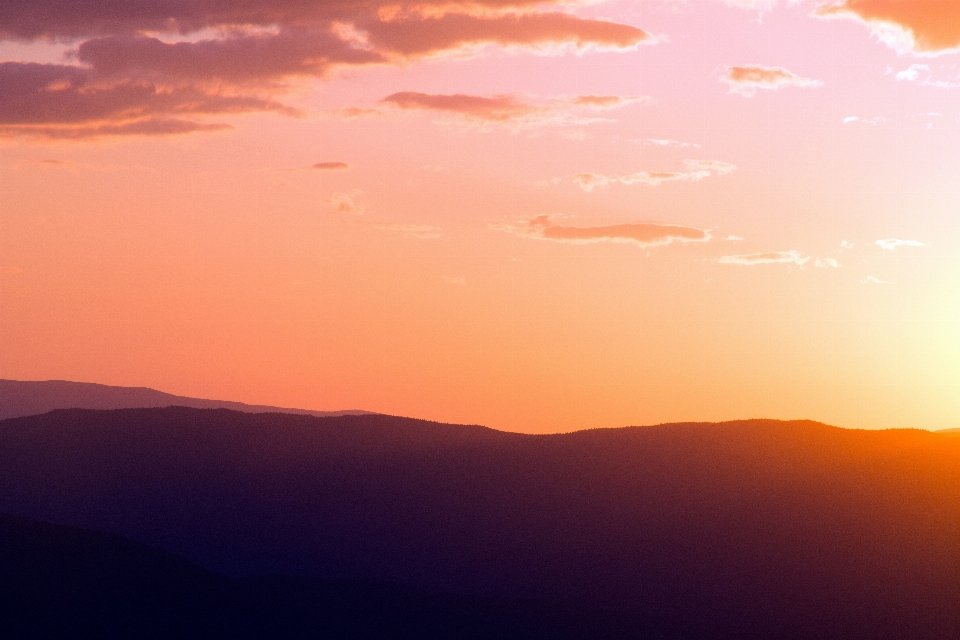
[[0, 379, 368, 421], [1, 408, 958, 639], [0, 513, 642, 639]]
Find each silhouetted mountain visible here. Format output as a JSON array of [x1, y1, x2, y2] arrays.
[[0, 513, 643, 639], [1, 408, 958, 639], [0, 379, 369, 421]]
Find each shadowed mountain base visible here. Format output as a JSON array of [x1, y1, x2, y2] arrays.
[[0, 514, 648, 639]]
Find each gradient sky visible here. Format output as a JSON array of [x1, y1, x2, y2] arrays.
[[2, 0, 960, 432]]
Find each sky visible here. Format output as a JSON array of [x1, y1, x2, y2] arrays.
[[2, 0, 960, 433]]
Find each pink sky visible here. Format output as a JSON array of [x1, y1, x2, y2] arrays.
[[2, 0, 960, 432]]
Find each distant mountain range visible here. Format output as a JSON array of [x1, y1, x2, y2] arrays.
[[1, 407, 958, 639], [0, 379, 369, 421]]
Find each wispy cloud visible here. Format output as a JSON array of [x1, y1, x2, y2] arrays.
[[373, 223, 442, 239], [312, 161, 350, 170], [633, 138, 701, 149], [892, 64, 960, 89], [380, 91, 543, 121], [876, 238, 926, 251], [862, 275, 890, 284], [370, 90, 644, 129], [715, 0, 781, 9], [843, 116, 885, 125], [717, 250, 810, 266], [494, 215, 710, 247], [723, 65, 823, 97], [558, 160, 736, 191], [896, 64, 930, 81], [327, 190, 366, 215], [571, 95, 645, 109], [681, 159, 737, 175]]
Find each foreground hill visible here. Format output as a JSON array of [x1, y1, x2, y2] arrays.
[[1, 513, 637, 639], [0, 379, 368, 421], [1, 408, 958, 639]]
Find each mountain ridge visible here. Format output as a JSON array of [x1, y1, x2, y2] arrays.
[[1, 407, 958, 638], [0, 379, 370, 421]]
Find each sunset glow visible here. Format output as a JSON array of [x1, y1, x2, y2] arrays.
[[3, 0, 960, 433]]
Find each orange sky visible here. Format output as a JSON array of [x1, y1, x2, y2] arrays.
[[2, 0, 960, 432]]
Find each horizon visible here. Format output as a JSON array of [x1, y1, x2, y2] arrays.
[[3, 1, 960, 433], [4, 377, 960, 434]]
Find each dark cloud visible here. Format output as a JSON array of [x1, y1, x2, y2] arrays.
[[0, 1, 651, 137], [363, 11, 649, 56], [0, 61, 288, 137], [0, 0, 560, 40], [312, 161, 350, 170], [76, 31, 385, 84]]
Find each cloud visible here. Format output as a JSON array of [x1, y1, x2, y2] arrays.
[[333, 106, 383, 119], [380, 91, 542, 121], [723, 65, 823, 97], [2, 117, 232, 139], [716, 0, 781, 9], [717, 250, 810, 265], [365, 11, 651, 56], [841, 240, 854, 248], [328, 190, 366, 215], [618, 170, 712, 186], [862, 275, 889, 284], [814, 258, 840, 268], [816, 0, 960, 55], [680, 159, 737, 175], [373, 89, 641, 130], [843, 115, 885, 124], [373, 223, 442, 239], [892, 64, 960, 89], [896, 63, 931, 81], [569, 173, 617, 191], [495, 215, 710, 247], [572, 94, 644, 109], [0, 1, 652, 138], [560, 159, 736, 191], [0, 61, 292, 138], [876, 238, 926, 250], [635, 138, 701, 148], [312, 161, 350, 170], [75, 31, 386, 84], [25, 157, 72, 166], [0, 0, 637, 41]]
